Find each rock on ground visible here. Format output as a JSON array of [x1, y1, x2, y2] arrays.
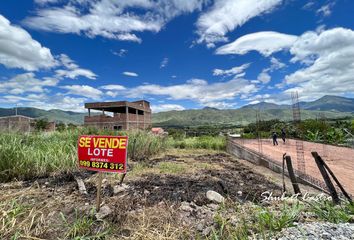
[[206, 190, 225, 203], [95, 205, 112, 220], [276, 222, 354, 240]]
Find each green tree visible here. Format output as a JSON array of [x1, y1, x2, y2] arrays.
[[35, 118, 49, 131], [56, 122, 66, 132]]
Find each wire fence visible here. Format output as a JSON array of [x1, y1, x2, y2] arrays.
[[228, 137, 354, 196]]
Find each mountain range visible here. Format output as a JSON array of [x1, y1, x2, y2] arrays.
[[0, 95, 353, 126]]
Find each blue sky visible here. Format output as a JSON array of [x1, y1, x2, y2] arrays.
[[0, 0, 353, 112]]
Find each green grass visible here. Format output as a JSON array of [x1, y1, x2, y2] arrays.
[[168, 136, 226, 151], [0, 129, 168, 182], [158, 162, 187, 174], [60, 209, 110, 239], [309, 200, 353, 223]]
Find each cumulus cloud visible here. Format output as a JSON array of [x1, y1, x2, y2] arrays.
[[283, 27, 354, 100], [0, 93, 87, 112], [0, 15, 56, 71], [151, 104, 185, 112], [24, 0, 206, 42], [0, 73, 58, 95], [126, 78, 257, 107], [100, 85, 126, 91], [257, 71, 271, 84], [213, 63, 250, 77], [123, 71, 138, 77], [55, 54, 97, 80], [100, 85, 126, 98], [196, 0, 282, 47], [61, 85, 103, 99], [216, 31, 298, 56]]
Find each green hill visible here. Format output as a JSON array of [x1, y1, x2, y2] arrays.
[[0, 95, 353, 126], [0, 107, 87, 125], [152, 108, 353, 127]]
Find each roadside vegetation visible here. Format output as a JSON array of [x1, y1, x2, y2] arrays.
[[241, 118, 354, 146], [0, 128, 227, 182]]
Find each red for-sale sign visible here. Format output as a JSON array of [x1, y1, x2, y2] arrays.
[[78, 135, 128, 173]]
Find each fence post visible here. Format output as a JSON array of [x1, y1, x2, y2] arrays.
[[311, 152, 340, 204], [282, 153, 287, 193], [285, 155, 302, 195]]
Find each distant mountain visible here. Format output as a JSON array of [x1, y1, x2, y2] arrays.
[[301, 95, 354, 112], [153, 108, 352, 127], [241, 102, 289, 110], [0, 107, 87, 125], [0, 95, 353, 126], [245, 95, 354, 112], [153, 95, 354, 127]]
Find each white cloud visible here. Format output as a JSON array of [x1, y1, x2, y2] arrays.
[[317, 3, 335, 17], [123, 71, 138, 77], [0, 15, 56, 71], [100, 85, 126, 91], [216, 31, 298, 56], [269, 57, 285, 71], [213, 63, 250, 77], [127, 78, 257, 107], [160, 57, 169, 68], [61, 85, 103, 99], [196, 0, 282, 46], [55, 54, 97, 79], [203, 101, 236, 109], [0, 73, 58, 95], [34, 0, 60, 5], [24, 0, 206, 42], [152, 104, 185, 112], [283, 27, 354, 101], [100, 84, 126, 97], [112, 49, 128, 57], [257, 71, 271, 84], [254, 57, 285, 85]]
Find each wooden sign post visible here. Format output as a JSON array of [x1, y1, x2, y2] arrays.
[[78, 135, 128, 211]]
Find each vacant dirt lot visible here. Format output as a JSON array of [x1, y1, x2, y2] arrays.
[[1, 149, 286, 239], [234, 139, 354, 196]]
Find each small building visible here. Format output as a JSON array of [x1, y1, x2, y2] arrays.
[[84, 100, 152, 130], [0, 115, 34, 132]]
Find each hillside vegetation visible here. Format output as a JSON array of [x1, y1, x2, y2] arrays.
[[1, 95, 353, 126], [153, 108, 352, 127]]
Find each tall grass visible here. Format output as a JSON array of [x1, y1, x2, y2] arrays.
[[167, 136, 226, 151], [0, 129, 167, 182]]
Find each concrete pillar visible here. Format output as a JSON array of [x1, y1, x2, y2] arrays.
[[125, 106, 129, 130], [143, 111, 145, 130]]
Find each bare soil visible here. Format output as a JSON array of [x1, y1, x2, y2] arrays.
[[0, 150, 290, 239]]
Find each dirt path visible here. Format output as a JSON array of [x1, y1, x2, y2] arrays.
[[236, 139, 354, 196]]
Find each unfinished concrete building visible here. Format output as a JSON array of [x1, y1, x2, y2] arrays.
[[84, 100, 151, 130]]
